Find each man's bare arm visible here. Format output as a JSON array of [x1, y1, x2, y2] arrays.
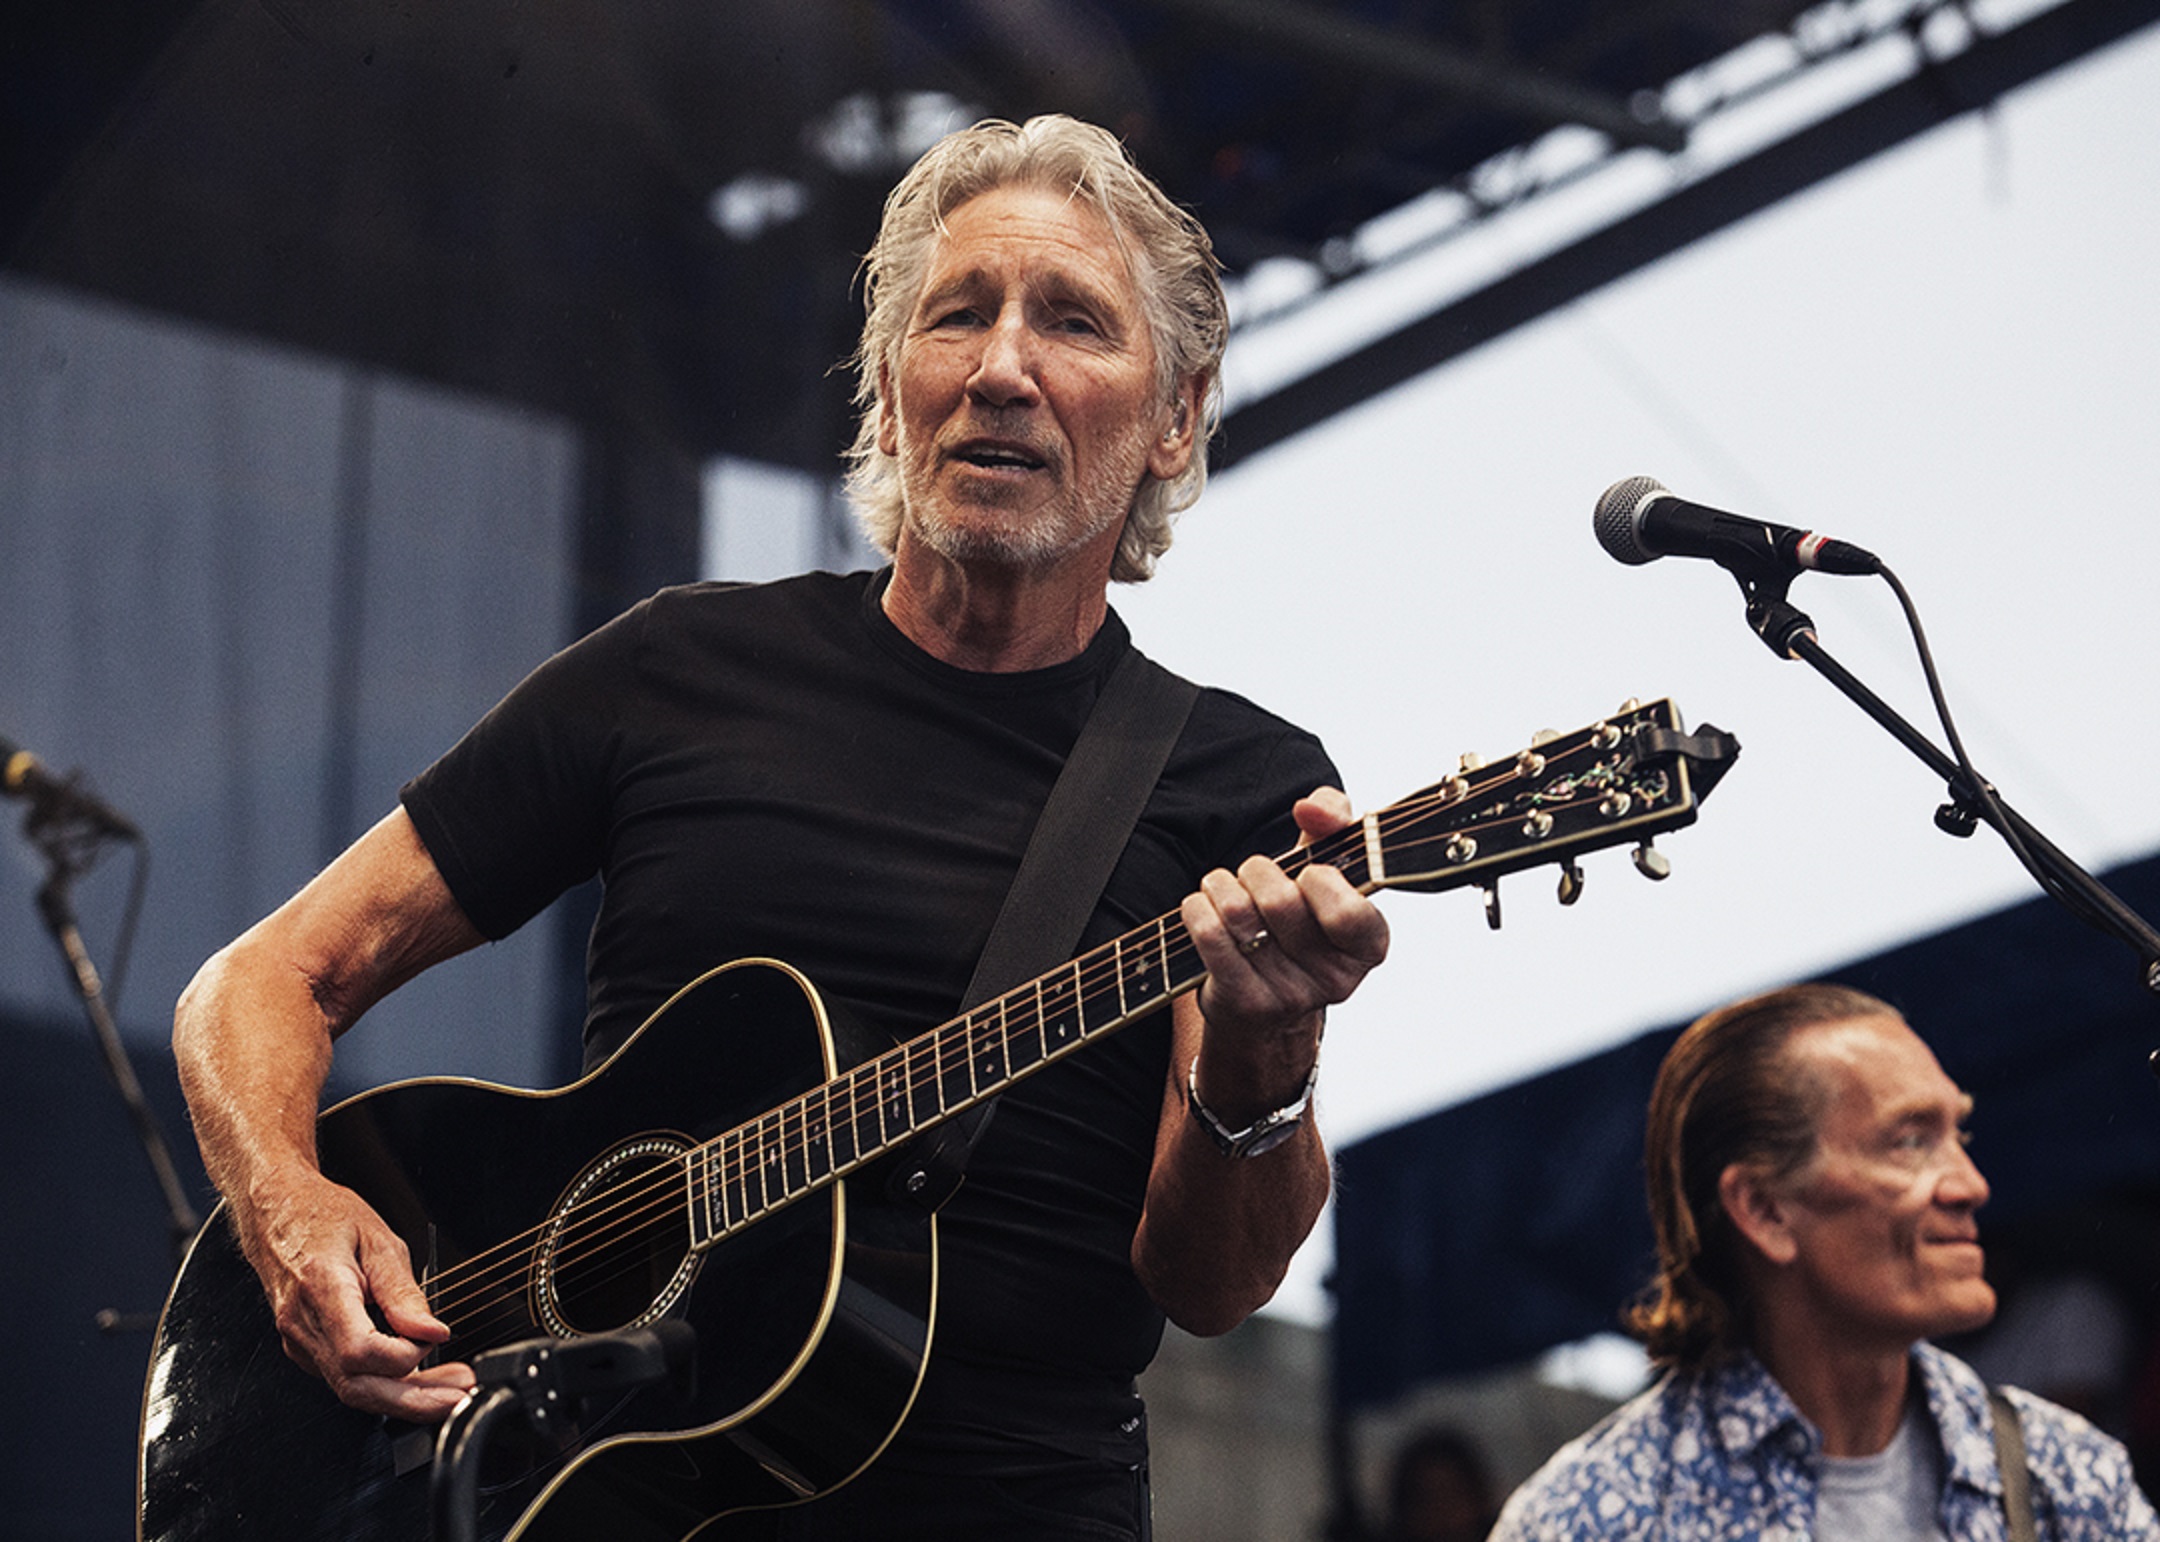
[[173, 806, 486, 1420], [1132, 789, 1388, 1334]]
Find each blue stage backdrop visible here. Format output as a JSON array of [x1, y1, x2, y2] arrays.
[[1332, 849, 2160, 1413]]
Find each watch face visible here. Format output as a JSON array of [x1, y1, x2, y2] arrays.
[[1188, 1057, 1316, 1157], [1237, 1119, 1301, 1158]]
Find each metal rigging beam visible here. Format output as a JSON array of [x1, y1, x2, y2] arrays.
[[1216, 0, 2160, 471], [1144, 0, 1689, 153]]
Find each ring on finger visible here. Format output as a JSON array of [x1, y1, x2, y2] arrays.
[[1237, 927, 1271, 955]]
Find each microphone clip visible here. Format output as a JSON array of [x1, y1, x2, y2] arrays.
[[1728, 563, 1818, 661]]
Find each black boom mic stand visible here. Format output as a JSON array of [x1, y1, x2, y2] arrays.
[[1724, 555, 2160, 997]]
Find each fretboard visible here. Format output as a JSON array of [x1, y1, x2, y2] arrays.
[[683, 830, 1376, 1248]]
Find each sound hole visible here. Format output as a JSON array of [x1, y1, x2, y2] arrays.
[[535, 1135, 701, 1338]]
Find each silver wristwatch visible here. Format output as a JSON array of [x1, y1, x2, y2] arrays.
[[1185, 1056, 1319, 1158]]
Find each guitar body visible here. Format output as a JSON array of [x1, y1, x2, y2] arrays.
[[139, 959, 936, 1542]]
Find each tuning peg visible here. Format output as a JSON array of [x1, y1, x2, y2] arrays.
[[1481, 881, 1502, 930], [1458, 751, 1486, 773], [1632, 841, 1672, 881], [1530, 729, 1561, 748], [1557, 858, 1585, 906], [1616, 697, 1642, 714]]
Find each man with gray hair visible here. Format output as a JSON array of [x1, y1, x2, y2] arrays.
[[173, 114, 1387, 1538], [1492, 983, 2157, 1541]]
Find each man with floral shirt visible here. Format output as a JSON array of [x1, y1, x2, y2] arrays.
[[1493, 983, 2157, 1541]]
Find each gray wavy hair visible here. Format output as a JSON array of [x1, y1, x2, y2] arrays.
[[843, 115, 1228, 583]]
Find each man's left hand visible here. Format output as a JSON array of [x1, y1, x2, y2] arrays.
[[1180, 787, 1389, 1116]]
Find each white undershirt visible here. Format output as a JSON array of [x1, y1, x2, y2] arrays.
[[1813, 1402, 1949, 1541]]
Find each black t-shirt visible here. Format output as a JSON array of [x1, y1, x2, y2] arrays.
[[401, 569, 1337, 1467]]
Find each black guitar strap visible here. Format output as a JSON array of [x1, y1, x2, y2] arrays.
[[887, 645, 1200, 1214]]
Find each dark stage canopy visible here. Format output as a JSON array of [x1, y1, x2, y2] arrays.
[[11, 0, 2158, 485]]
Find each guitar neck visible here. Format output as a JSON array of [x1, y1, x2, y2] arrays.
[[688, 900, 1209, 1247], [686, 696, 1731, 1248]]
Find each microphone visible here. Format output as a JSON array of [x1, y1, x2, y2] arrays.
[[1594, 476, 1881, 577], [2, 735, 142, 841]]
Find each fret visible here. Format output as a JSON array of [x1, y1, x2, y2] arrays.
[[1360, 811, 1387, 889], [1117, 918, 1167, 1015], [826, 1074, 857, 1171], [780, 1098, 809, 1197], [845, 1063, 881, 1164], [712, 1131, 738, 1235], [1040, 965, 1083, 1056], [689, 1145, 719, 1249], [940, 1017, 976, 1111], [904, 1035, 941, 1128], [754, 1110, 786, 1215], [971, 999, 1009, 1094], [802, 1086, 834, 1186], [877, 1053, 911, 1147], [721, 1128, 749, 1224], [1005, 979, 1049, 1076], [740, 1113, 765, 1216], [1078, 945, 1122, 1035]]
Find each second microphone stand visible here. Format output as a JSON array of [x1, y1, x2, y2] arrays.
[[1729, 561, 2160, 994], [22, 809, 201, 1270]]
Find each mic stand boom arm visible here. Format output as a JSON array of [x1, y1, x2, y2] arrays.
[[1740, 575, 2160, 996]]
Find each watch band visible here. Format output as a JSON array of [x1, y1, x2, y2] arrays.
[[1185, 1054, 1319, 1158]]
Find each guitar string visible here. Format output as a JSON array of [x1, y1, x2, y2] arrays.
[[415, 744, 1642, 1330], [414, 738, 1657, 1330], [419, 916, 1212, 1330], [414, 740, 1647, 1329]]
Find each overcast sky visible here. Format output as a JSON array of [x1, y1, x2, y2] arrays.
[[1117, 15, 2160, 1321]]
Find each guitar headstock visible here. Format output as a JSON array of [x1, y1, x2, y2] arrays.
[[1310, 699, 1739, 915]]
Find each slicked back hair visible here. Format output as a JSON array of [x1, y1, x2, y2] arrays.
[[1626, 982, 1902, 1372]]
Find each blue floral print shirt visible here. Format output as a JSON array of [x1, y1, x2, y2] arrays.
[[1491, 1342, 2158, 1541]]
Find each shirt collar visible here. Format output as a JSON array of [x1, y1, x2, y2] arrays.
[[1911, 1340, 2005, 1498], [1703, 1351, 1815, 1461], [1700, 1343, 2002, 1497]]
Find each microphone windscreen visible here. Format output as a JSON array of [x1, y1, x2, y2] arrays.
[[1592, 475, 1668, 565]]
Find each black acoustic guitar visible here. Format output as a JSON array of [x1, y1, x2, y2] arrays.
[[138, 699, 1736, 1542]]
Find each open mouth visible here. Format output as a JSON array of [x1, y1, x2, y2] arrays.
[[953, 441, 1047, 473]]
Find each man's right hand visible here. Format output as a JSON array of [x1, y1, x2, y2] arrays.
[[173, 807, 490, 1424], [243, 1167, 475, 1422]]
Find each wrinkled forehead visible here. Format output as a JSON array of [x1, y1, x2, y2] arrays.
[[928, 181, 1139, 286], [1794, 1014, 1971, 1134]]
